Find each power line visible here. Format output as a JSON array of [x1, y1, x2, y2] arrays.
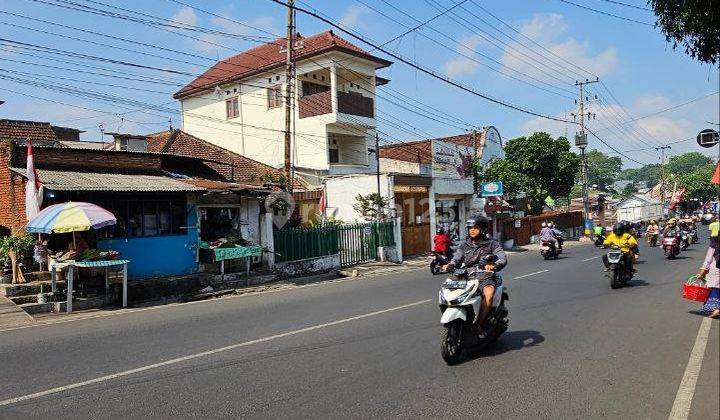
[[557, 0, 655, 26], [596, 0, 652, 12]]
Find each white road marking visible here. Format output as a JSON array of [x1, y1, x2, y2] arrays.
[[668, 317, 713, 420], [513, 269, 549, 279], [582, 256, 602, 262], [0, 299, 431, 407]]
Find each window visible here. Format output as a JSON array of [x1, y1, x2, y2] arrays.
[[225, 97, 239, 119], [98, 199, 186, 238], [329, 148, 339, 164], [301, 81, 329, 97], [267, 85, 283, 109]]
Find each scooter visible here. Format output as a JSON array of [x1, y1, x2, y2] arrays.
[[594, 234, 606, 247], [429, 250, 451, 275], [439, 255, 509, 365], [540, 240, 561, 260], [606, 246, 633, 289], [680, 231, 690, 251], [662, 235, 681, 259], [689, 228, 699, 244], [646, 232, 659, 247]]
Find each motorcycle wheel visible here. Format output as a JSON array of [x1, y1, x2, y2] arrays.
[[441, 322, 464, 365], [667, 252, 675, 260], [610, 270, 621, 289], [430, 262, 439, 275]]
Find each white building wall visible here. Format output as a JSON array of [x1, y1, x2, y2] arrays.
[[180, 52, 379, 173], [324, 174, 392, 222]]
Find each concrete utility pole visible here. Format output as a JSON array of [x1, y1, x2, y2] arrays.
[[284, 0, 294, 192], [655, 145, 671, 210], [472, 129, 479, 193], [575, 78, 598, 235], [375, 132, 381, 222]]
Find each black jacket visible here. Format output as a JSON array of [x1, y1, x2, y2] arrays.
[[450, 237, 507, 271]]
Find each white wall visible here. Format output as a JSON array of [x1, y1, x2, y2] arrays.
[[379, 157, 430, 175], [180, 51, 380, 174], [324, 174, 392, 222]]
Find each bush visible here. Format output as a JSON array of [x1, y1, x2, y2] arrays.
[[0, 234, 35, 264]]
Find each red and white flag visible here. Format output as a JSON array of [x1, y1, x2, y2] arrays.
[[25, 140, 43, 219], [712, 162, 720, 185], [318, 186, 327, 216]]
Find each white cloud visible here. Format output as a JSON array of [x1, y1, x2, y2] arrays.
[[170, 7, 198, 27], [443, 35, 484, 78], [338, 5, 370, 30], [502, 13, 618, 79]]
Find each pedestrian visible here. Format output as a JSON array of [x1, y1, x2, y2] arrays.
[[696, 223, 720, 318]]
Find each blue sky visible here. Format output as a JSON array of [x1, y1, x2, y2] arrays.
[[0, 0, 718, 168]]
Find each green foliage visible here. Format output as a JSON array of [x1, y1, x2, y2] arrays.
[[621, 183, 638, 198], [0, 234, 35, 264], [650, 0, 720, 64], [619, 164, 662, 187], [353, 193, 390, 221], [482, 132, 581, 215], [678, 164, 716, 201], [585, 149, 623, 191], [665, 152, 712, 176]]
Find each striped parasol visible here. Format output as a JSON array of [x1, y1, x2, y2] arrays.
[[26, 202, 116, 234]]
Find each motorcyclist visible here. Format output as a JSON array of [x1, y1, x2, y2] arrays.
[[539, 222, 556, 251], [603, 222, 639, 272], [662, 218, 680, 238], [444, 215, 507, 338], [549, 222, 564, 251], [646, 220, 659, 245], [433, 227, 452, 259]]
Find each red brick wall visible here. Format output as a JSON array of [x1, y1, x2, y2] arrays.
[[0, 141, 27, 233]]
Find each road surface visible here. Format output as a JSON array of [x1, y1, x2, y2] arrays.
[[0, 238, 717, 419]]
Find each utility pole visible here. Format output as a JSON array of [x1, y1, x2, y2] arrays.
[[375, 133, 381, 222], [575, 78, 598, 236], [655, 145, 671, 212], [284, 0, 294, 192], [472, 129, 479, 193]]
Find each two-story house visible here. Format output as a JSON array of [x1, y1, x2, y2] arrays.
[[174, 30, 392, 186]]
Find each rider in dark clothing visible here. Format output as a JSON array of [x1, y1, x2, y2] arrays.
[[445, 215, 507, 338]]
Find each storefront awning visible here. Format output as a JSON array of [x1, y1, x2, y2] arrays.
[[11, 168, 206, 192]]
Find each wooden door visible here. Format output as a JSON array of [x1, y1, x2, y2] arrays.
[[395, 191, 431, 256]]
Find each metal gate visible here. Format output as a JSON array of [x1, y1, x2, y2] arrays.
[[336, 222, 395, 266]]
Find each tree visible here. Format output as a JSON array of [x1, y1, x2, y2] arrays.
[[621, 182, 638, 198], [585, 149, 623, 191], [678, 164, 716, 201], [619, 164, 662, 187], [665, 152, 712, 176], [650, 0, 720, 64], [353, 193, 389, 221], [482, 132, 581, 215]]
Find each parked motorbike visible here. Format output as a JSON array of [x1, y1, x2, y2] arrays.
[[662, 235, 681, 259], [540, 240, 561, 260], [429, 251, 451, 275], [439, 255, 509, 365], [606, 246, 633, 289]]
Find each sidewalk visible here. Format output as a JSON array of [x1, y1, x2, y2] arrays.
[[0, 295, 35, 329]]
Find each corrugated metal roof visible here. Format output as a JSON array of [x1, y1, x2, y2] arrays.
[[11, 168, 205, 192]]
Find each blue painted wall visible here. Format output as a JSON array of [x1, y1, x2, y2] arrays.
[[97, 204, 198, 279]]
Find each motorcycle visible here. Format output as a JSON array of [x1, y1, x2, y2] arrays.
[[429, 250, 451, 275], [680, 231, 690, 251], [646, 232, 659, 247], [689, 228, 699, 244], [594, 234, 605, 247], [606, 246, 633, 289], [439, 255, 509, 365], [540, 240, 561, 260], [662, 235, 681, 259]]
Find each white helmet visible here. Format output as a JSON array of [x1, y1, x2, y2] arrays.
[[548, 222, 554, 227], [541, 222, 547, 228]]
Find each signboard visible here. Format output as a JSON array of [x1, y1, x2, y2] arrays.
[[432, 140, 474, 179], [479, 181, 503, 197], [697, 129, 719, 148]]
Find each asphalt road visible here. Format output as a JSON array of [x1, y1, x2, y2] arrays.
[[0, 237, 718, 419]]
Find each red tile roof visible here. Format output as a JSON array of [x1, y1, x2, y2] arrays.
[[146, 129, 305, 188], [379, 133, 486, 164], [174, 30, 392, 99], [0, 119, 59, 145]]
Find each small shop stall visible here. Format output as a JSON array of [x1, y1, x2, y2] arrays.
[[197, 205, 262, 277], [27, 201, 129, 313]]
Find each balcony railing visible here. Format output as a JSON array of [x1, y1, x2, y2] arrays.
[[298, 91, 374, 119]]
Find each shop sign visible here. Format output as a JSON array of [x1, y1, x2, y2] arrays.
[[479, 181, 503, 197], [394, 185, 428, 193]]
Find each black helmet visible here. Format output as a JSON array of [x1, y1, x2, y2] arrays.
[[613, 223, 625, 236], [466, 215, 490, 229]]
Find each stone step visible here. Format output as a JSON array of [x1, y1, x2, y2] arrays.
[[9, 294, 41, 305], [19, 296, 107, 315], [0, 280, 66, 297]]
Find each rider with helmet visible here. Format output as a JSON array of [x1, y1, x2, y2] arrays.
[[663, 218, 679, 237], [539, 221, 556, 251], [603, 222, 639, 271], [444, 215, 507, 338]]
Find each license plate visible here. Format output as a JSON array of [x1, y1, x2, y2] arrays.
[[541, 246, 549, 251], [442, 280, 467, 289]]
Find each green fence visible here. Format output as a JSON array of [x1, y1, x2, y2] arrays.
[[273, 221, 395, 266]]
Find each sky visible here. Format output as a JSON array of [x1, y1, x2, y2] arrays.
[[0, 0, 718, 169]]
